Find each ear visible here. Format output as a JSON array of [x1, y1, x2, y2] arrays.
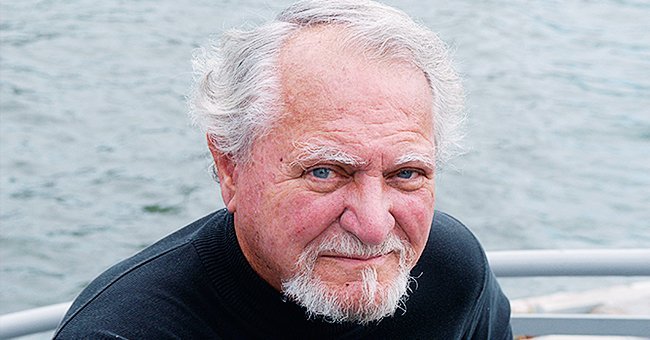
[[207, 134, 238, 212]]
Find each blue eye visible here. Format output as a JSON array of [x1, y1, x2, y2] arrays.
[[396, 169, 415, 179], [311, 168, 331, 179]]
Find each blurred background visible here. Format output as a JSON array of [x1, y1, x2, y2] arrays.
[[1, 0, 649, 323]]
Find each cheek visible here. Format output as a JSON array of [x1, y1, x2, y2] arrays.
[[274, 190, 346, 245], [391, 191, 435, 254]]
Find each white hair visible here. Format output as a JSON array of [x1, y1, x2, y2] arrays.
[[188, 0, 465, 166]]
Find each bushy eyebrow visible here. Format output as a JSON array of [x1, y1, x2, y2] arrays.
[[291, 141, 366, 169], [395, 152, 435, 169]]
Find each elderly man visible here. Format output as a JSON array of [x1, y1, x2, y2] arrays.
[[55, 0, 511, 338]]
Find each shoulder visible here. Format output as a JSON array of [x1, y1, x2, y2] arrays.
[[54, 210, 229, 339], [418, 211, 488, 281], [406, 211, 511, 338]]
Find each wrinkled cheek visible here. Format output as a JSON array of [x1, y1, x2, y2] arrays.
[[278, 192, 345, 244], [392, 195, 435, 256]]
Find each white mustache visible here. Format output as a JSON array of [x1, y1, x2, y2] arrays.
[[298, 232, 414, 268]]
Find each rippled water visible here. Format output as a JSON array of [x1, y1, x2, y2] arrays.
[[2, 0, 649, 318]]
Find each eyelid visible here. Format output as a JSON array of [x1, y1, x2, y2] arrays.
[[302, 164, 351, 193], [305, 163, 352, 176], [386, 167, 427, 179]]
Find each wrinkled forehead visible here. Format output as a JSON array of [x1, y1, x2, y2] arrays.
[[278, 25, 427, 86], [276, 25, 433, 126]]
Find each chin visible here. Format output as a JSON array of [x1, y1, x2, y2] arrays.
[[281, 231, 417, 324], [283, 261, 415, 325]]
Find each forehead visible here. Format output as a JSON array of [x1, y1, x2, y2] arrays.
[[277, 26, 434, 136]]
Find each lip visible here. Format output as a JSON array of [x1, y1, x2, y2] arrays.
[[319, 253, 390, 266]]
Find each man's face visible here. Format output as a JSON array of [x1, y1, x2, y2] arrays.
[[216, 27, 436, 323]]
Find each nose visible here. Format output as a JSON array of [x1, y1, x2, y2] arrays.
[[339, 175, 395, 245]]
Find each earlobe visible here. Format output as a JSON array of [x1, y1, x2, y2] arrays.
[[207, 135, 238, 212]]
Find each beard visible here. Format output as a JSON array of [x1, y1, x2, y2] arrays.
[[281, 232, 417, 325]]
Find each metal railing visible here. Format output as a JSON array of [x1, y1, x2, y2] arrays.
[[488, 248, 650, 277], [1, 249, 649, 339], [488, 249, 650, 337], [0, 303, 71, 339]]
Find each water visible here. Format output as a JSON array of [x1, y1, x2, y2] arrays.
[[1, 0, 649, 319]]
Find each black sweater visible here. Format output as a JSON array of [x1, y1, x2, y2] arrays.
[[55, 209, 512, 339]]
